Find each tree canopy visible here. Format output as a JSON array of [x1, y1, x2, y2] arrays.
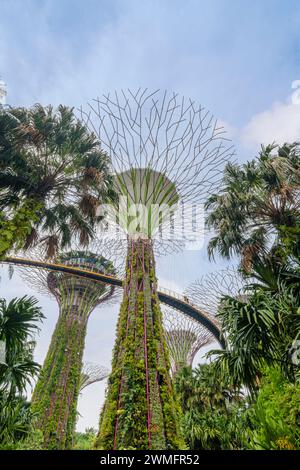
[[0, 104, 115, 258]]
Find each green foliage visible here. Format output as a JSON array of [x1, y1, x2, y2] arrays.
[[0, 296, 43, 396], [14, 429, 44, 450], [0, 296, 43, 352], [206, 143, 300, 269], [73, 428, 97, 450], [204, 138, 300, 430], [0, 104, 115, 257], [180, 406, 248, 450], [204, 141, 300, 449], [0, 394, 34, 449], [175, 365, 248, 450], [247, 368, 300, 449], [210, 253, 300, 391], [96, 239, 185, 450], [31, 310, 87, 450], [0, 198, 42, 258], [0, 295, 43, 449]]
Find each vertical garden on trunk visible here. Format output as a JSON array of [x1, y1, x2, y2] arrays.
[[31, 252, 116, 449], [96, 238, 184, 450], [80, 89, 232, 449], [31, 301, 88, 449]]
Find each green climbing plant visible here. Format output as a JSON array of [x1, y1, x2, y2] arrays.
[[95, 239, 185, 450], [30, 252, 116, 450]]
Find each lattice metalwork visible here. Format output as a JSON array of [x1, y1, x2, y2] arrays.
[[80, 89, 234, 255], [79, 362, 110, 392], [162, 306, 213, 374], [185, 267, 251, 316], [18, 239, 125, 310]]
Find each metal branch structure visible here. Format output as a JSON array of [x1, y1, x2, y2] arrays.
[[19, 244, 123, 450], [162, 306, 213, 375], [81, 89, 234, 254], [79, 362, 110, 392], [79, 89, 233, 450], [19, 239, 125, 306], [185, 267, 250, 316]]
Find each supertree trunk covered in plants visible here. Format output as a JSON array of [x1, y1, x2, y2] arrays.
[[81, 89, 233, 449], [29, 251, 117, 449], [31, 302, 88, 449], [96, 238, 184, 450]]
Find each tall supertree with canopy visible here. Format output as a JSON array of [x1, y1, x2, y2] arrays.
[[19, 245, 122, 449], [162, 306, 213, 375], [81, 89, 233, 450], [185, 267, 249, 316]]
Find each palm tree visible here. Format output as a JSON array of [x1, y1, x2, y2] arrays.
[[0, 296, 43, 397], [175, 364, 245, 449], [209, 253, 300, 391], [206, 143, 300, 270], [0, 394, 33, 448], [0, 105, 115, 257], [174, 366, 196, 413]]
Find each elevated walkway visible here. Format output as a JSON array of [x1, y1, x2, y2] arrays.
[[3, 257, 225, 347]]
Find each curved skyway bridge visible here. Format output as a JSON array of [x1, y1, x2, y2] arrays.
[[2, 257, 225, 348]]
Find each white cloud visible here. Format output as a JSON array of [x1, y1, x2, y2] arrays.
[[241, 94, 300, 149], [217, 119, 237, 141], [157, 276, 184, 294]]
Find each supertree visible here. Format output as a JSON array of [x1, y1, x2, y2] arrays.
[[185, 267, 250, 316], [80, 89, 233, 449], [80, 362, 110, 392], [19, 244, 123, 449], [162, 306, 213, 375]]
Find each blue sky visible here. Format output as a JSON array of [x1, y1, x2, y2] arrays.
[[1, 0, 300, 128], [1, 0, 300, 431]]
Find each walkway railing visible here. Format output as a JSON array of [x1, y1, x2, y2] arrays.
[[157, 285, 221, 329], [1, 257, 224, 346]]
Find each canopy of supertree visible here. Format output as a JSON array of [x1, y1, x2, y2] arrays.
[[82, 89, 234, 252], [114, 167, 179, 239], [18, 242, 124, 306], [19, 248, 120, 450], [80, 89, 234, 450], [162, 306, 213, 375], [46, 251, 116, 311], [185, 267, 251, 316], [79, 362, 110, 392]]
